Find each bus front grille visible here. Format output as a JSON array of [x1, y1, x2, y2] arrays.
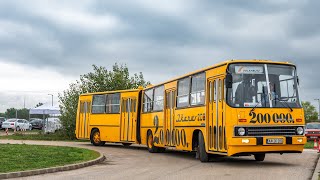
[[246, 126, 298, 136]]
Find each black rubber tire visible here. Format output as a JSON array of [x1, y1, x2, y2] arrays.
[[254, 153, 265, 161], [158, 147, 166, 153], [198, 132, 209, 162], [122, 143, 132, 147], [90, 129, 106, 146], [147, 131, 159, 153], [16, 126, 20, 131]]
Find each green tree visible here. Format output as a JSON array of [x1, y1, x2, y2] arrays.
[[17, 108, 29, 119], [5, 108, 17, 118], [59, 63, 150, 139], [302, 101, 319, 123], [4, 108, 30, 119]]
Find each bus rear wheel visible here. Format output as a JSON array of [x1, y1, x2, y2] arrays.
[[90, 129, 106, 146], [254, 153, 265, 161], [147, 131, 159, 153], [198, 132, 209, 162]]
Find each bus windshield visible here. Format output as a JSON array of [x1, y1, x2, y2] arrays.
[[227, 63, 301, 108]]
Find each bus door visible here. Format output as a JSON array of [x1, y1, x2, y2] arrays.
[[121, 98, 136, 142], [207, 76, 226, 152], [78, 101, 90, 139], [165, 89, 176, 146]]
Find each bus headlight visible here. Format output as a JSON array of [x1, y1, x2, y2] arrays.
[[296, 127, 304, 135], [238, 127, 246, 136]]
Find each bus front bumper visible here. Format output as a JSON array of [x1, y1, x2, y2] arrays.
[[227, 136, 306, 156]]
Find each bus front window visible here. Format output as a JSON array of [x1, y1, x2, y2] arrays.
[[227, 64, 267, 107], [227, 63, 301, 108], [267, 64, 301, 108]]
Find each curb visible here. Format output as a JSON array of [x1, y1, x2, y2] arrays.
[[0, 152, 105, 179], [311, 153, 320, 180]]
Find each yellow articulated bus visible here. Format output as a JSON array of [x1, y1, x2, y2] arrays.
[[76, 60, 306, 162]]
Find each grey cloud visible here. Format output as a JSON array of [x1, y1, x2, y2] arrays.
[[0, 0, 319, 110]]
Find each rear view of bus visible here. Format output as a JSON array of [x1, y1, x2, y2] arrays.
[[226, 61, 306, 161]]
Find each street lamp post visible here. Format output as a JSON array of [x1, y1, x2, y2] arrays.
[[315, 99, 320, 121], [48, 94, 53, 106]]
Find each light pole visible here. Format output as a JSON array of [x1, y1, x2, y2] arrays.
[[48, 94, 53, 106], [315, 99, 320, 120]]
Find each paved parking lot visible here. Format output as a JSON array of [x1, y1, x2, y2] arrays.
[[0, 140, 318, 180]]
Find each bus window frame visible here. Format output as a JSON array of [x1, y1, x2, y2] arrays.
[[177, 76, 191, 108], [91, 94, 106, 114], [105, 93, 121, 114], [190, 72, 206, 106], [153, 85, 165, 112], [142, 85, 165, 113], [176, 72, 206, 110], [142, 88, 154, 113]]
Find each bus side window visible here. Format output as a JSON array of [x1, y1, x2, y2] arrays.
[[91, 95, 106, 114], [177, 77, 190, 108], [190, 73, 205, 105]]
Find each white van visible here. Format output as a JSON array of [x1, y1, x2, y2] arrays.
[[44, 117, 62, 133]]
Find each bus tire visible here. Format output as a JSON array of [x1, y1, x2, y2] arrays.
[[158, 147, 166, 152], [147, 131, 159, 153], [198, 131, 209, 162], [122, 143, 132, 147], [254, 153, 265, 161], [90, 129, 105, 146]]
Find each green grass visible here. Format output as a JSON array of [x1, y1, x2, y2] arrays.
[[0, 144, 100, 173], [304, 141, 315, 149], [0, 132, 89, 142]]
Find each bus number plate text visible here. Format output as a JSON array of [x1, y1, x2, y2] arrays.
[[266, 138, 283, 144]]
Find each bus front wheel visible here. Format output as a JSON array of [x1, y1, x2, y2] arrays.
[[198, 132, 209, 162], [254, 153, 265, 161], [90, 129, 106, 146]]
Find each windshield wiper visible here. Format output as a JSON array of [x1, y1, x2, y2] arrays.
[[274, 98, 293, 112], [250, 101, 261, 114]]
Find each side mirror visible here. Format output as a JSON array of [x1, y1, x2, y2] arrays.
[[297, 76, 300, 85], [226, 74, 233, 88]]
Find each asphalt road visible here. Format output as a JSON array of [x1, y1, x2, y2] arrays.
[[0, 140, 317, 180]]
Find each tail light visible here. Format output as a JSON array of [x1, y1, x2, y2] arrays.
[[296, 119, 302, 122]]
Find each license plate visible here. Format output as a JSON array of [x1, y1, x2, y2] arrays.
[[266, 138, 283, 144], [311, 136, 318, 139]]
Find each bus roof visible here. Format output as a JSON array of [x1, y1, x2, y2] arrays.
[[80, 88, 142, 96], [145, 59, 295, 89]]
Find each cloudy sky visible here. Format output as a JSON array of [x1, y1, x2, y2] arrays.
[[0, 0, 319, 112]]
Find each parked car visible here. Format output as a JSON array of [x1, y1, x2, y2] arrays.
[[0, 117, 6, 129], [305, 122, 320, 140], [29, 119, 44, 130], [2, 119, 32, 131]]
